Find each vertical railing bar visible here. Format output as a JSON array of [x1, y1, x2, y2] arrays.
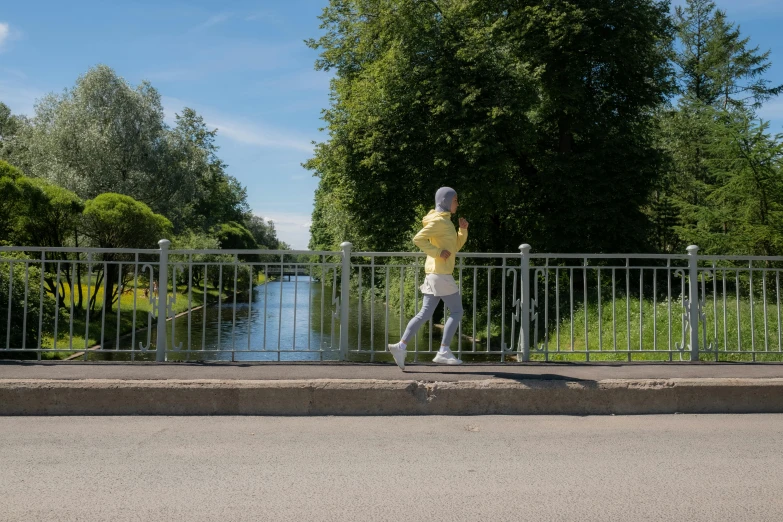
[[400, 266, 405, 351], [763, 269, 769, 352], [339, 243, 352, 360], [667, 261, 672, 356], [569, 268, 574, 352], [36, 250, 46, 354], [583, 259, 589, 358], [358, 265, 363, 357], [699, 271, 709, 356], [544, 260, 549, 353], [736, 269, 741, 352], [598, 268, 602, 352], [458, 257, 463, 357], [625, 258, 630, 361], [533, 268, 539, 354], [712, 263, 718, 354], [22, 262, 29, 350], [385, 265, 390, 352], [248, 264, 253, 353], [54, 261, 62, 352], [203, 263, 208, 353], [131, 255, 138, 361], [99, 261, 108, 351], [318, 255, 329, 361], [412, 258, 420, 362], [278, 254, 284, 356], [652, 268, 657, 351], [187, 256, 193, 353], [69, 262, 75, 352], [556, 267, 561, 353], [293, 261, 299, 351], [5, 260, 10, 349], [319, 258, 324, 354], [6, 262, 14, 349], [722, 269, 728, 353], [116, 262, 123, 350], [370, 258, 375, 355], [472, 267, 477, 352], [330, 266, 338, 352], [487, 267, 492, 353], [777, 270, 781, 352], [217, 262, 223, 353], [170, 265, 177, 357], [501, 257, 506, 358], [84, 254, 93, 360], [0, 260, 7, 350], [749, 261, 755, 358], [232, 258, 240, 357], [639, 267, 643, 354], [37, 253, 46, 357], [612, 268, 617, 352], [307, 261, 312, 354]]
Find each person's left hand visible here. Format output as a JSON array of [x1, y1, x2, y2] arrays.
[[459, 218, 469, 230]]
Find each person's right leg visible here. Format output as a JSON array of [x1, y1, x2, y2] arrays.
[[388, 294, 440, 369], [432, 292, 464, 365]]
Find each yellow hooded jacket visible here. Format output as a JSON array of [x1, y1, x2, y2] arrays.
[[413, 209, 468, 274]]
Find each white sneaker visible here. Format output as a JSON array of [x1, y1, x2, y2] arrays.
[[388, 343, 407, 370], [432, 350, 463, 365]]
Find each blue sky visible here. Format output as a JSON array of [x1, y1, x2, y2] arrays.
[[2, 0, 783, 249]]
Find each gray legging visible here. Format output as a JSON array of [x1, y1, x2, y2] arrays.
[[401, 292, 464, 347]]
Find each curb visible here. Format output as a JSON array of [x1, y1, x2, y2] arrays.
[[3, 378, 783, 415]]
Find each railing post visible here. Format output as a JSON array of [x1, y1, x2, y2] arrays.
[[686, 245, 700, 362], [339, 242, 352, 361], [156, 239, 171, 362], [519, 244, 531, 362]]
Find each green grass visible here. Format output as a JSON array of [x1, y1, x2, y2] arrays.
[[528, 295, 783, 362]]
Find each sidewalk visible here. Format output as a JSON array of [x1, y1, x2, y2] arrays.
[[3, 361, 783, 416]]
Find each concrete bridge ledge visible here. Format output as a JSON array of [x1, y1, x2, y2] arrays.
[[3, 377, 783, 416]]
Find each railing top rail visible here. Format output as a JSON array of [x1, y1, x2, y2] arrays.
[[354, 252, 520, 258], [529, 253, 688, 260], [0, 246, 160, 254], [3, 244, 783, 263], [168, 249, 339, 256], [699, 255, 783, 262], [353, 251, 691, 260]]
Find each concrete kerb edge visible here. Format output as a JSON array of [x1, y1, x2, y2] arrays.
[[2, 378, 783, 416]]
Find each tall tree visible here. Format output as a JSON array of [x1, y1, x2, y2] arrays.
[[82, 193, 172, 312], [307, 0, 674, 254], [655, 0, 783, 253], [14, 66, 250, 236]]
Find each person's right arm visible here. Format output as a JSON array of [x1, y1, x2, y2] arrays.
[[413, 221, 445, 259]]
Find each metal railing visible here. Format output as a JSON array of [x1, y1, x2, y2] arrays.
[[2, 241, 783, 362]]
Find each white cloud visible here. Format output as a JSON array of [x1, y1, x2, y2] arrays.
[[163, 96, 314, 152], [0, 23, 11, 51], [191, 13, 232, 32], [262, 212, 313, 250]]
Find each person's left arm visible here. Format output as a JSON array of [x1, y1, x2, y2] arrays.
[[456, 218, 469, 251]]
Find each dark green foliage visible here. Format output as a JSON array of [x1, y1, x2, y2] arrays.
[[306, 0, 675, 254], [0, 254, 60, 350], [82, 193, 173, 312], [212, 222, 258, 251]]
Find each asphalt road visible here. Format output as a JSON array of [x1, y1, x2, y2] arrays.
[[2, 415, 783, 521]]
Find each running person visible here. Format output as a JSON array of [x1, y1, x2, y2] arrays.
[[388, 187, 468, 369]]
